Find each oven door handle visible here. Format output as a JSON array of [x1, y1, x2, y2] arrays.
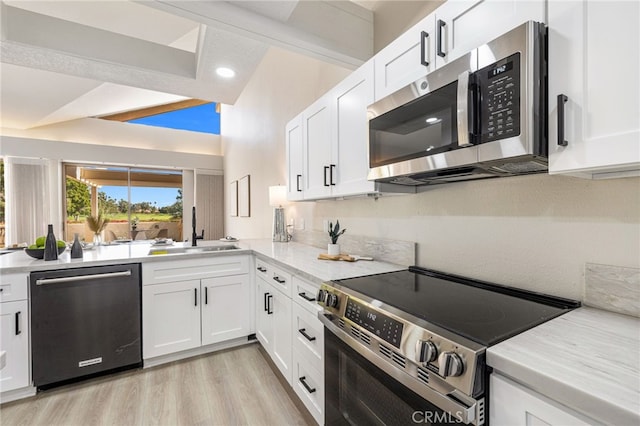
[[318, 311, 481, 426]]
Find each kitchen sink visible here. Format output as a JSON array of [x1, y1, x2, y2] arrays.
[[148, 245, 241, 256]]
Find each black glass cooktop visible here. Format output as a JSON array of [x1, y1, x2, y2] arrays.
[[333, 267, 580, 346]]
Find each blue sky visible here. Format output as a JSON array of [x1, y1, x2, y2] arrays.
[[102, 186, 180, 208], [128, 102, 220, 134]]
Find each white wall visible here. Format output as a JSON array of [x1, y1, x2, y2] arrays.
[[221, 44, 640, 301], [221, 47, 350, 239]]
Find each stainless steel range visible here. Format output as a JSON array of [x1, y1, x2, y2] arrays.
[[317, 267, 580, 425]]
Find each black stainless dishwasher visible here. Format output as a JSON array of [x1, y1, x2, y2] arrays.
[[30, 264, 142, 388]]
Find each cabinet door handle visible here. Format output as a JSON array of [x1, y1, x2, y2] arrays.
[[420, 30, 430, 67], [296, 174, 302, 192], [273, 276, 286, 284], [298, 328, 316, 342], [205, 287, 208, 305], [15, 311, 21, 335], [267, 294, 273, 315], [299, 376, 316, 394], [323, 166, 330, 187], [330, 164, 336, 186], [264, 292, 269, 312], [194, 288, 198, 306], [257, 266, 267, 273], [437, 19, 446, 58], [298, 292, 316, 302], [557, 94, 568, 146]]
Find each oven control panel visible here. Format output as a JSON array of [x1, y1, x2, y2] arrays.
[[344, 298, 404, 348]]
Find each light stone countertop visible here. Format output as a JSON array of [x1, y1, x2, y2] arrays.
[[487, 307, 640, 425], [0, 239, 406, 282]]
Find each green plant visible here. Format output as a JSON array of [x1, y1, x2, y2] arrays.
[[86, 213, 110, 234], [328, 220, 346, 244]]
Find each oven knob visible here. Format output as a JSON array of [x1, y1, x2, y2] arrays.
[[438, 352, 464, 378], [326, 293, 340, 308], [415, 340, 438, 365], [317, 289, 327, 304]]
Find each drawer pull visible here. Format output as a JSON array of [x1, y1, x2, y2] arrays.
[[273, 276, 286, 284], [299, 376, 316, 394], [257, 266, 267, 273], [297, 292, 315, 302], [298, 328, 316, 342]]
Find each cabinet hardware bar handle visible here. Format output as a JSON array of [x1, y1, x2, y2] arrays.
[[264, 292, 269, 312], [420, 31, 430, 67], [298, 328, 316, 341], [35, 270, 131, 285], [205, 287, 208, 305], [257, 266, 267, 273], [557, 94, 568, 146], [273, 276, 286, 284], [296, 174, 302, 192], [298, 292, 316, 302], [194, 288, 198, 306], [330, 164, 336, 186], [437, 19, 446, 58], [323, 166, 330, 187], [299, 376, 316, 394], [15, 311, 21, 335], [267, 294, 273, 314]]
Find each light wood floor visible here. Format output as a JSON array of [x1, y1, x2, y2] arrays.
[[0, 343, 315, 426]]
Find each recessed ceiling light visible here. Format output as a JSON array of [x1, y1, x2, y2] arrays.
[[216, 67, 235, 78], [426, 117, 439, 123]]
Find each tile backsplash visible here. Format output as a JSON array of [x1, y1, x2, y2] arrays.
[[584, 263, 640, 317]]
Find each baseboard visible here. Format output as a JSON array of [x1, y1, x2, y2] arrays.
[[143, 336, 256, 368], [0, 386, 37, 404]]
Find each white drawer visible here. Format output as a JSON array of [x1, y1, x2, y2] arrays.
[[0, 273, 29, 302], [143, 255, 249, 285], [292, 302, 324, 373], [292, 352, 324, 426], [256, 259, 292, 298], [292, 276, 321, 314]]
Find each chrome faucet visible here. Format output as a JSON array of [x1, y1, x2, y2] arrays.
[[191, 206, 204, 246]]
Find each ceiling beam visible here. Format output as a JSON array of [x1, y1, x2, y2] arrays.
[[100, 99, 212, 122], [139, 0, 373, 69]]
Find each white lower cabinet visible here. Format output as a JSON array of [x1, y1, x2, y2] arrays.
[[254, 258, 324, 425], [255, 271, 293, 385], [142, 255, 251, 361], [0, 299, 29, 393], [490, 374, 598, 425]]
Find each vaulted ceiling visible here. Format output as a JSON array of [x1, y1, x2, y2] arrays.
[[0, 0, 373, 130]]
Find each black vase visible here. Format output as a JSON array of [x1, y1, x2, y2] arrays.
[[70, 233, 83, 259], [43, 224, 58, 261]]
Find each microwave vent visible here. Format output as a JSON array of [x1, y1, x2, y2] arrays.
[[488, 160, 547, 175]]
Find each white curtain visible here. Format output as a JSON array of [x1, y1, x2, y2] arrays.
[[4, 157, 51, 246]]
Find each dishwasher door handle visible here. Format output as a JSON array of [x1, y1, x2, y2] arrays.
[[35, 270, 132, 285]]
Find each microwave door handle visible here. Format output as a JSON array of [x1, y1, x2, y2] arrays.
[[457, 71, 473, 147]]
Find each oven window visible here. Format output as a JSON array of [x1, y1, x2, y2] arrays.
[[369, 81, 458, 168], [325, 329, 464, 425]]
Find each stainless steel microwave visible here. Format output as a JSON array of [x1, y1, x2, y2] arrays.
[[368, 21, 547, 186]]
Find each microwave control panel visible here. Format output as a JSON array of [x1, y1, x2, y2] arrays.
[[477, 52, 521, 143]]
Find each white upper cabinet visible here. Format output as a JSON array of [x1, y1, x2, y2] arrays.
[[331, 60, 376, 197], [303, 96, 334, 199], [548, 0, 640, 178], [286, 113, 305, 201], [373, 14, 435, 101], [434, 0, 545, 68]]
